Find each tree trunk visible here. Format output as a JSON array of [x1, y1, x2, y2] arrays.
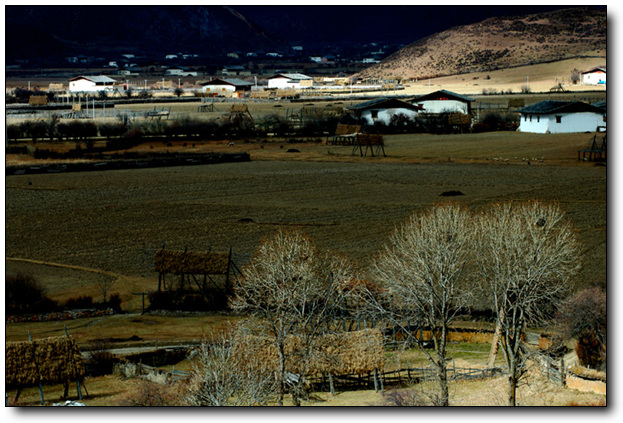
[[437, 361, 449, 406], [277, 342, 286, 406], [508, 357, 517, 406]]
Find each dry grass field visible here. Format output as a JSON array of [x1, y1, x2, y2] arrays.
[[5, 132, 607, 303]]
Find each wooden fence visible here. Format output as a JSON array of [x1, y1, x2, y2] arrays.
[[308, 365, 506, 392]]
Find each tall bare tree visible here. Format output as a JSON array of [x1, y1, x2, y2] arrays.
[[476, 201, 581, 406], [230, 229, 354, 406], [365, 203, 477, 406]]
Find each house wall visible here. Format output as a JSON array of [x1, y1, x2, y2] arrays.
[[583, 71, 606, 85], [268, 77, 311, 90], [519, 112, 605, 134], [69, 79, 112, 93], [416, 99, 468, 114], [202, 84, 236, 93], [360, 108, 419, 126]]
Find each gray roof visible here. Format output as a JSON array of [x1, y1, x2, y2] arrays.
[[410, 89, 474, 103], [348, 97, 422, 112], [201, 78, 253, 87], [518, 100, 603, 115], [70, 75, 117, 83], [269, 73, 312, 80]]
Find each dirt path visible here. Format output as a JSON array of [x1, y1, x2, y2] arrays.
[[6, 257, 120, 278]]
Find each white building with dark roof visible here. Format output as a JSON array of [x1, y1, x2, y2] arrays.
[[68, 75, 118, 92], [582, 67, 606, 85], [348, 97, 423, 126], [200, 78, 253, 94], [410, 90, 474, 115], [517, 101, 605, 134], [267, 73, 313, 90]]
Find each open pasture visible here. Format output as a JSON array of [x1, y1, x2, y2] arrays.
[[5, 131, 606, 315]]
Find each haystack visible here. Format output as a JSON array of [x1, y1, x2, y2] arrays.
[[232, 329, 385, 377], [6, 337, 85, 388]]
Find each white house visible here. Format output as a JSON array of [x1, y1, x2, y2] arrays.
[[410, 90, 474, 115], [582, 67, 606, 85], [68, 75, 118, 93], [165, 67, 198, 77], [348, 97, 423, 126], [200, 78, 253, 94], [267, 73, 313, 90], [517, 100, 605, 134], [221, 65, 249, 76]]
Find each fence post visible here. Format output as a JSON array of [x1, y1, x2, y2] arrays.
[[28, 331, 45, 405], [373, 368, 379, 393], [560, 358, 566, 387]]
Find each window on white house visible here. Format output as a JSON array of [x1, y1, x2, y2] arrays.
[[556, 116, 562, 123], [537, 116, 540, 122], [371, 110, 379, 119]]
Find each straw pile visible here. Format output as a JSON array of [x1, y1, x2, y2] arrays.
[[28, 95, 48, 106], [232, 329, 385, 377], [154, 249, 229, 275], [314, 329, 385, 375], [6, 337, 85, 388]]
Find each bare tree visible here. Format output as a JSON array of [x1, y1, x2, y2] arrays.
[[230, 229, 354, 406], [365, 203, 477, 406], [476, 201, 581, 406], [184, 331, 277, 406], [556, 286, 606, 369]]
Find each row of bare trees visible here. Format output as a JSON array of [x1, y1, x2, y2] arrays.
[[185, 200, 583, 406]]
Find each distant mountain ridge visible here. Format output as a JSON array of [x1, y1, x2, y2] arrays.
[[357, 7, 606, 80], [5, 5, 591, 63]]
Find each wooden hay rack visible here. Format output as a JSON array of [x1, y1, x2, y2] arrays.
[[144, 107, 171, 120], [578, 133, 606, 162], [63, 103, 87, 119], [327, 124, 361, 145], [233, 329, 386, 394], [198, 97, 215, 112], [351, 133, 385, 157], [153, 247, 243, 300], [222, 103, 253, 124], [6, 331, 86, 405]]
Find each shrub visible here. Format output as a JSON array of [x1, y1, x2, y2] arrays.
[[6, 124, 22, 141], [64, 293, 122, 312], [377, 388, 429, 406], [6, 273, 58, 315], [118, 380, 182, 406], [65, 295, 95, 310], [98, 122, 126, 140], [148, 290, 229, 312], [86, 339, 119, 376]]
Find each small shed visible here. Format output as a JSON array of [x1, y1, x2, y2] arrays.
[[582, 67, 606, 85], [517, 100, 605, 134], [410, 89, 474, 115], [200, 78, 253, 94], [348, 97, 422, 126], [267, 73, 313, 90]]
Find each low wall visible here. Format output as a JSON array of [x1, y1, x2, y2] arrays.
[[566, 374, 607, 395]]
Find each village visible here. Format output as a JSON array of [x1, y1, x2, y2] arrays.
[[5, 6, 607, 410]]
